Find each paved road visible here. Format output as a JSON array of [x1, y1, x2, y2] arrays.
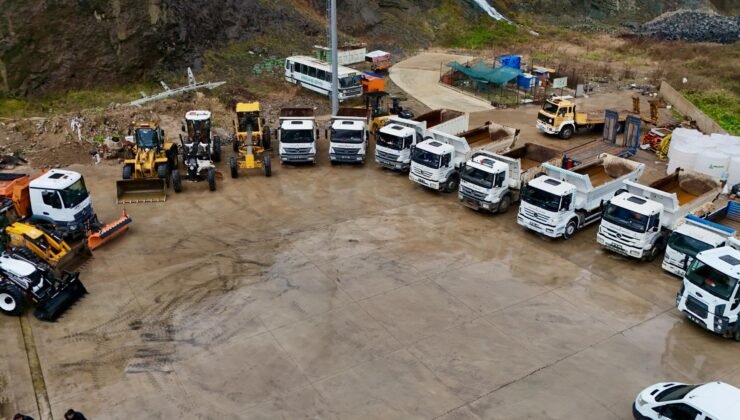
[[1, 132, 738, 419], [390, 53, 494, 112]]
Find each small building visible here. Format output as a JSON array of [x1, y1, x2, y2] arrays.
[[314, 44, 367, 66]]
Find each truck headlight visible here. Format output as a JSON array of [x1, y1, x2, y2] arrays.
[[482, 203, 491, 210], [637, 394, 648, 407]]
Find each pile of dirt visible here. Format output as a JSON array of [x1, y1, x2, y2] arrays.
[[638, 10, 740, 43]]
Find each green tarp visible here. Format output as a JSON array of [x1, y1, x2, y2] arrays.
[[448, 61, 522, 85]]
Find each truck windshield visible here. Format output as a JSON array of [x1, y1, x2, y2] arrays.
[[461, 166, 495, 189], [542, 102, 559, 114], [521, 185, 561, 213], [136, 128, 158, 149], [668, 233, 714, 258], [59, 178, 89, 208], [602, 203, 649, 233], [281, 129, 313, 143], [411, 148, 441, 168], [377, 132, 407, 150], [686, 259, 739, 300], [331, 129, 363, 144]]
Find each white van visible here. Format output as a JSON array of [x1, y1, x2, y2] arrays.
[[633, 381, 740, 419]]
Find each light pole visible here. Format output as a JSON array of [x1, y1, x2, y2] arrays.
[[330, 0, 338, 115]]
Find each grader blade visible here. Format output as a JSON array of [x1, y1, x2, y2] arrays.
[[116, 179, 167, 204]]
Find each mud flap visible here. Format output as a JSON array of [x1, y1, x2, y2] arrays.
[[116, 179, 167, 204], [87, 210, 132, 251], [33, 272, 87, 321]]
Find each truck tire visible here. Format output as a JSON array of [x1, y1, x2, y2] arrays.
[[169, 145, 179, 169], [157, 163, 168, 179], [0, 283, 25, 316], [171, 169, 183, 193], [559, 125, 574, 140], [563, 219, 578, 239], [263, 155, 272, 177], [207, 167, 216, 191], [122, 165, 133, 180], [232, 138, 240, 153], [444, 175, 460, 193], [498, 195, 512, 214], [212, 137, 222, 163], [230, 157, 239, 179]]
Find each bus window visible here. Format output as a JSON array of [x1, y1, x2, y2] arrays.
[[317, 70, 326, 81], [308, 66, 317, 78]]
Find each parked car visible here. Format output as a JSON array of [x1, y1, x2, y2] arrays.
[[633, 381, 740, 419]]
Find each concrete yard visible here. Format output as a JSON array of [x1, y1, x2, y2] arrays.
[[2, 103, 740, 419]]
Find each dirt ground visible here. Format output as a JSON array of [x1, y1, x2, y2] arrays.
[[1, 102, 739, 419]]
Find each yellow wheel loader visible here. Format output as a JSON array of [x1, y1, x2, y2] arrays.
[[230, 102, 272, 178], [117, 122, 179, 203]]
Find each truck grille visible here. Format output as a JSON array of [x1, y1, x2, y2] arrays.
[[412, 166, 433, 179], [521, 207, 551, 224], [460, 185, 487, 201], [333, 147, 359, 155], [686, 296, 708, 319], [284, 147, 311, 155], [601, 226, 638, 246], [376, 150, 398, 162]]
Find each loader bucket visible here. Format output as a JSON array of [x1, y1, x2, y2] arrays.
[[87, 210, 132, 251], [54, 240, 93, 273], [116, 179, 167, 204], [33, 272, 87, 321]]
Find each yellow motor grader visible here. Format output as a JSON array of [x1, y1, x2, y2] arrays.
[[230, 102, 272, 178]]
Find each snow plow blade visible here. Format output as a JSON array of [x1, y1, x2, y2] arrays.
[[33, 272, 87, 322], [87, 210, 132, 251], [116, 179, 167, 204]]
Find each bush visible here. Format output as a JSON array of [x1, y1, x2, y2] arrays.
[[684, 90, 740, 135]]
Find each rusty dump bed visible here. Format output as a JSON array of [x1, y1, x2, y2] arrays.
[[504, 143, 561, 171], [460, 123, 518, 149], [414, 109, 464, 126], [650, 171, 719, 206], [336, 108, 369, 119], [573, 156, 638, 188], [279, 108, 314, 118]]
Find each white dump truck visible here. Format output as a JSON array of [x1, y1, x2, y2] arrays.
[[458, 143, 561, 213], [328, 108, 369, 164], [375, 109, 468, 171], [517, 154, 645, 239], [663, 201, 740, 277], [278, 108, 319, 163], [676, 245, 740, 341], [597, 170, 720, 261], [408, 126, 517, 193]]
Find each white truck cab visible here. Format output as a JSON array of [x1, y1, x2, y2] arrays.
[[676, 246, 740, 341], [375, 122, 422, 171], [29, 169, 96, 237], [329, 119, 368, 164], [409, 135, 462, 193], [633, 381, 740, 420], [518, 174, 578, 237], [279, 108, 317, 163], [459, 153, 510, 212]]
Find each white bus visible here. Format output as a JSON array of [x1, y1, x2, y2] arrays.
[[284, 56, 363, 100]]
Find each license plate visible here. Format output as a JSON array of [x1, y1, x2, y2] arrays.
[[464, 198, 479, 210], [529, 221, 540, 229], [687, 314, 706, 327]]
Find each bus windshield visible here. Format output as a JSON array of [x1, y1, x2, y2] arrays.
[[686, 259, 739, 300], [339, 76, 361, 89]]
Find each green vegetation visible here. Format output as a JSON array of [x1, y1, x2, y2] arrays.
[[449, 21, 529, 49], [685, 90, 740, 135]]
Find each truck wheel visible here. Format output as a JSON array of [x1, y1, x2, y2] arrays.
[[212, 137, 222, 163], [263, 155, 272, 177], [559, 125, 574, 140], [498, 195, 511, 214], [644, 244, 660, 262], [444, 175, 460, 193], [171, 169, 183, 193], [207, 168, 216, 191], [0, 283, 25, 316], [169, 145, 179, 169], [230, 157, 239, 179], [563, 219, 578, 239], [263, 126, 271, 150], [122, 165, 133, 180]]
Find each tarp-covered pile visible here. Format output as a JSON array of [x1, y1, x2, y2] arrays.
[[448, 61, 521, 85]]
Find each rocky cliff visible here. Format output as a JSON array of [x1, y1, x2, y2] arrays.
[[0, 0, 731, 97]]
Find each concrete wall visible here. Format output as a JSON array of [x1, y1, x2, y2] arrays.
[[659, 81, 727, 134]]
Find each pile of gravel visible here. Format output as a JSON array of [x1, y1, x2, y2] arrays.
[[638, 10, 740, 44]]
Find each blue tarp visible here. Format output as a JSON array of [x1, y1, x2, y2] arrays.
[[448, 61, 522, 85]]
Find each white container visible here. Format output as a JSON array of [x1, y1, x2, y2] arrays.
[[694, 150, 730, 180], [667, 143, 701, 174], [728, 156, 740, 187]]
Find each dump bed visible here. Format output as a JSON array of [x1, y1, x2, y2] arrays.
[[543, 153, 645, 212], [503, 143, 561, 183], [562, 134, 638, 168], [459, 122, 519, 154], [279, 108, 315, 119], [622, 170, 720, 229], [575, 109, 630, 125], [336, 108, 369, 121], [706, 201, 740, 234], [414, 109, 468, 135]]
